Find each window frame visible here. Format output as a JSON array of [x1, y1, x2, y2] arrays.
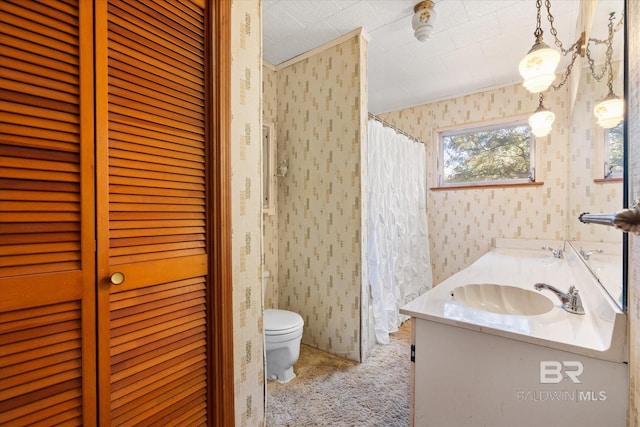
[[436, 117, 536, 188]]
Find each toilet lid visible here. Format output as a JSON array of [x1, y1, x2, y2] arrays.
[[264, 309, 303, 335]]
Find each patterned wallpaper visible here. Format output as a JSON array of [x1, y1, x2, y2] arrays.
[[276, 34, 367, 362], [231, 0, 263, 424], [262, 63, 278, 310], [381, 84, 570, 284]]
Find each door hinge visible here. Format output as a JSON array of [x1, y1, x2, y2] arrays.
[[410, 344, 415, 363]]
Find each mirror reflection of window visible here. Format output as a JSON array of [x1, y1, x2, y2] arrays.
[[604, 121, 624, 179]]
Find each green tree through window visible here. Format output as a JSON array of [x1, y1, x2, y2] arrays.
[[442, 123, 533, 185], [606, 121, 624, 178]]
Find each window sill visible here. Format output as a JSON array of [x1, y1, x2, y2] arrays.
[[593, 178, 623, 184], [430, 182, 544, 191]]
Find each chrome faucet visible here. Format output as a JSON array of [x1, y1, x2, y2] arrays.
[[579, 248, 603, 261], [534, 283, 585, 315], [541, 245, 563, 259]]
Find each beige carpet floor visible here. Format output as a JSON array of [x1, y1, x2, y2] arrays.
[[266, 321, 411, 426]]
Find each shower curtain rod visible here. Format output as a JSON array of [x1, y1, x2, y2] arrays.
[[368, 112, 424, 144]]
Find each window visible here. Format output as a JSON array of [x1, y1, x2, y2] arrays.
[[604, 121, 624, 179], [439, 120, 535, 186]]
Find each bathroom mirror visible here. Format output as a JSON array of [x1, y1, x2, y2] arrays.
[[569, 0, 626, 310]]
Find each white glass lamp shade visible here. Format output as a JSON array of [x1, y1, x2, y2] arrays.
[[529, 108, 555, 137], [518, 44, 561, 93], [412, 1, 437, 42], [594, 95, 624, 128]]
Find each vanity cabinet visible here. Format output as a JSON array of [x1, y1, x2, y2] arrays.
[[410, 318, 627, 427], [402, 239, 629, 427]]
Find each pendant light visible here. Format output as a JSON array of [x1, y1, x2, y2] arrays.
[[519, 0, 585, 94], [519, 0, 560, 93], [529, 94, 555, 138]]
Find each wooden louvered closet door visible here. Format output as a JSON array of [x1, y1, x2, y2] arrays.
[[95, 0, 210, 425], [1, 0, 216, 425], [0, 1, 96, 425]]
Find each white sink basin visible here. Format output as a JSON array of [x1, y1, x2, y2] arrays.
[[451, 284, 554, 316]]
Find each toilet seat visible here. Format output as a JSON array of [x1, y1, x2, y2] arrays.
[[264, 309, 303, 336]]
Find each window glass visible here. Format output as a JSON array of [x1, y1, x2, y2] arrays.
[[440, 121, 534, 186]]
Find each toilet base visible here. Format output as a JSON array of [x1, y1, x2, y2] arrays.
[[267, 365, 296, 383]]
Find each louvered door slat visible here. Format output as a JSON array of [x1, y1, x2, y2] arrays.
[[110, 227, 205, 240], [0, 1, 95, 424], [110, 193, 204, 205], [111, 0, 204, 48], [108, 12, 202, 64], [3, 0, 78, 32], [109, 75, 204, 115], [111, 362, 206, 421], [115, 373, 206, 426], [109, 219, 205, 230], [1, 89, 78, 115], [109, 122, 205, 150], [0, 99, 78, 123], [110, 157, 205, 179], [0, 35, 77, 67], [1, 62, 78, 94], [0, 386, 81, 426], [108, 29, 204, 82], [110, 139, 204, 164], [0, 10, 78, 49]]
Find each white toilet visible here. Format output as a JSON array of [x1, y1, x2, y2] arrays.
[[263, 271, 304, 383]]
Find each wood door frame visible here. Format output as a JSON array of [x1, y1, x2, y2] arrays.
[[208, 1, 235, 425]]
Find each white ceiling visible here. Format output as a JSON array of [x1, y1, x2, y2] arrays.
[[262, 0, 622, 114]]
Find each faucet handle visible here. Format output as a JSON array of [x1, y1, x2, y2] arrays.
[[541, 245, 563, 258], [566, 288, 585, 315]]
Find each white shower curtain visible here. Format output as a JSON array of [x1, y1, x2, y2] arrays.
[[367, 119, 433, 345]]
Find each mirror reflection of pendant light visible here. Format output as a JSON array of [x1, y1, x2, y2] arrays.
[[588, 13, 624, 129], [529, 93, 555, 137], [594, 93, 624, 128], [412, 0, 437, 42]]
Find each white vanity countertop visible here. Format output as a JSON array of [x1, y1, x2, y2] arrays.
[[400, 238, 627, 363]]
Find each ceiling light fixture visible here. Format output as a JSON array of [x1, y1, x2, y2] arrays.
[[412, 0, 437, 42]]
